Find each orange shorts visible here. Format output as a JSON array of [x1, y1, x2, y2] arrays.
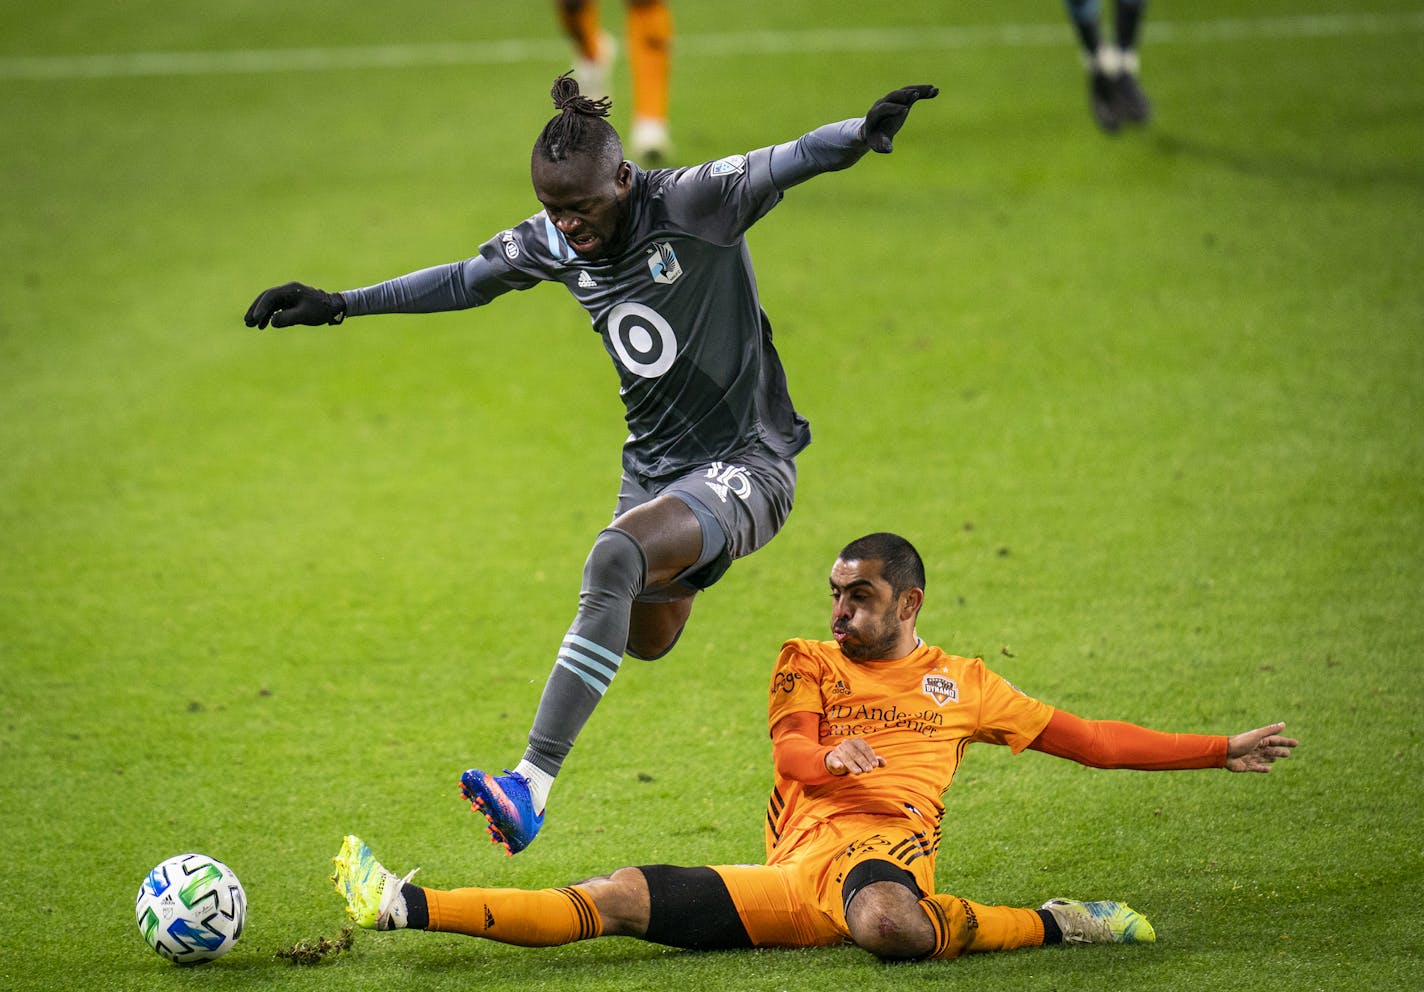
[[709, 813, 939, 947]]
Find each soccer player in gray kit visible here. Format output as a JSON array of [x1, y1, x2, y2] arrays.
[[244, 73, 938, 855]]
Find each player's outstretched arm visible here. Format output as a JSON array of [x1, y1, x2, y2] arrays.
[[1225, 722, 1298, 773], [862, 84, 939, 153], [244, 281, 346, 329], [761, 83, 939, 191]]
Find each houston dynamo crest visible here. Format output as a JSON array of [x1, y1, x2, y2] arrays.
[[922, 674, 959, 706]]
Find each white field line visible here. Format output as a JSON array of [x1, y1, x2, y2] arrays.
[[1, 12, 1422, 82]]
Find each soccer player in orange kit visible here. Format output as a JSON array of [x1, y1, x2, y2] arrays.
[[557, 0, 673, 164], [333, 532, 1297, 961]]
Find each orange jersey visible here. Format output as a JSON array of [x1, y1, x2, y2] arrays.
[[765, 638, 1054, 859]]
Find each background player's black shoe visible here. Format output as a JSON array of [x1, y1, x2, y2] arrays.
[[1088, 69, 1122, 133], [1112, 73, 1153, 126]]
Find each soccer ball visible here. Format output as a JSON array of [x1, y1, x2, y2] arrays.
[[135, 853, 246, 965]]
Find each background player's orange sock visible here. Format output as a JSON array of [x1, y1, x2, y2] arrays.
[[424, 885, 602, 946], [557, 0, 603, 61], [626, 0, 672, 122], [917, 895, 1045, 959]]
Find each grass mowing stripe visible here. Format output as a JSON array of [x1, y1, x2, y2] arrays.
[[2, 12, 1422, 80]]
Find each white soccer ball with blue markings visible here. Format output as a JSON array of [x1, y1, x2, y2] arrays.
[[135, 853, 246, 964]]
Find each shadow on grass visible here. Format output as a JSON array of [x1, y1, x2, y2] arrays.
[[381, 935, 1169, 992], [1149, 129, 1424, 192]]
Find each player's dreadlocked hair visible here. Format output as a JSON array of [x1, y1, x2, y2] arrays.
[[838, 533, 927, 599], [533, 71, 622, 164]]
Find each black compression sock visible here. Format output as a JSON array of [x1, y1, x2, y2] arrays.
[[403, 883, 430, 930], [1037, 908, 1064, 945]]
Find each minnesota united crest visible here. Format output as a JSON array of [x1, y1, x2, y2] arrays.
[[922, 673, 959, 706], [647, 241, 683, 285]]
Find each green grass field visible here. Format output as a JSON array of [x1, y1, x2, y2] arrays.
[[2, 2, 1422, 989]]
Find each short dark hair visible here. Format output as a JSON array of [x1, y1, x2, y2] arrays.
[[533, 71, 623, 165], [837, 533, 926, 599]]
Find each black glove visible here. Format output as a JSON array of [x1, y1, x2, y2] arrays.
[[863, 84, 939, 154], [244, 282, 345, 329]]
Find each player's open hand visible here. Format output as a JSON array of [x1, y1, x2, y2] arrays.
[[1225, 722, 1298, 773], [863, 84, 939, 153], [825, 738, 887, 776], [244, 281, 346, 329]]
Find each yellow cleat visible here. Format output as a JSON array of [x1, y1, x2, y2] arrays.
[[1041, 898, 1156, 944], [331, 834, 418, 931]]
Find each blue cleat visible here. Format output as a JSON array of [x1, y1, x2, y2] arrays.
[[460, 768, 545, 855]]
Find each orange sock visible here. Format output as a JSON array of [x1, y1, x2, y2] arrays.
[[425, 885, 602, 946], [626, 0, 672, 121], [917, 895, 1045, 959], [557, 0, 602, 61]]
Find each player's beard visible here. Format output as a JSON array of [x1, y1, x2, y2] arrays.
[[836, 604, 901, 662]]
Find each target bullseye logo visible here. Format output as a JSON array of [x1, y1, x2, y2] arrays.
[[608, 302, 677, 378]]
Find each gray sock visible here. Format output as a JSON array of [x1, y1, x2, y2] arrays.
[[523, 527, 646, 776]]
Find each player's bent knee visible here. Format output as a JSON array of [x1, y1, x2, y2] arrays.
[[583, 527, 648, 602], [578, 867, 651, 938], [845, 882, 934, 960], [848, 909, 934, 960]]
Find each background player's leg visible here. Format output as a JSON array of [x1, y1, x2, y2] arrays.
[[1111, 0, 1152, 124], [1064, 0, 1102, 53], [1115, 0, 1146, 54], [1064, 0, 1121, 132], [625, 0, 673, 164], [558, 0, 612, 101]]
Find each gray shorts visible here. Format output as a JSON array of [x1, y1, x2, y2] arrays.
[[614, 442, 798, 600]]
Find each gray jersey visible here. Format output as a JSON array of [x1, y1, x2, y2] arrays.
[[343, 118, 870, 481]]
